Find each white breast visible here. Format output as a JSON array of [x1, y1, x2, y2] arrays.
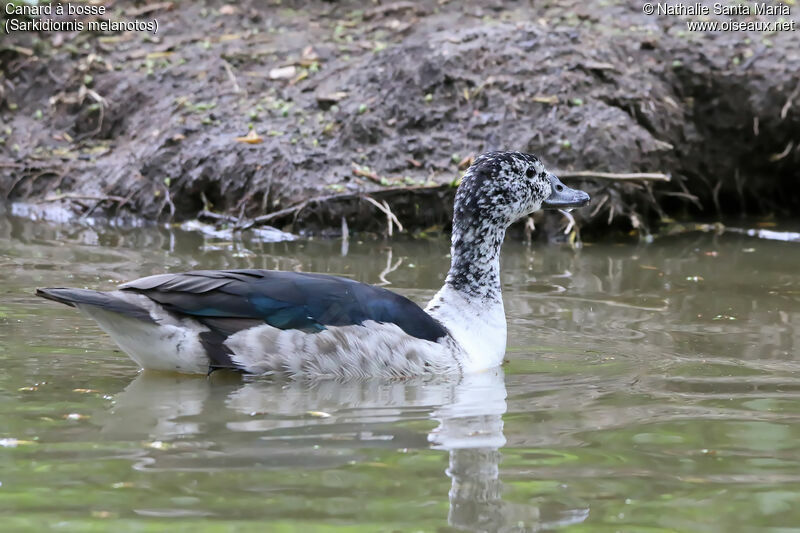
[[425, 285, 507, 373]]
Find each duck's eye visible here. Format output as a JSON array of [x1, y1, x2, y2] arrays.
[[525, 167, 535, 179]]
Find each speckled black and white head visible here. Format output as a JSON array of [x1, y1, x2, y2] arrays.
[[445, 151, 590, 299], [454, 151, 589, 229]]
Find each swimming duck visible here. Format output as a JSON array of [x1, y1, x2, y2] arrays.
[[37, 151, 590, 377]]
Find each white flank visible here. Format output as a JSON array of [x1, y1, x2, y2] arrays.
[[224, 320, 461, 378]]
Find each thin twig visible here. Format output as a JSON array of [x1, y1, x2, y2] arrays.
[[589, 194, 609, 217], [0, 160, 68, 169], [352, 163, 383, 184], [658, 191, 703, 209], [199, 209, 240, 224], [712, 179, 722, 215], [556, 170, 671, 182], [39, 192, 125, 202], [39, 193, 127, 203], [5, 173, 31, 199], [559, 209, 582, 248], [363, 196, 404, 236], [781, 84, 800, 120], [222, 59, 244, 95], [383, 200, 402, 232], [161, 185, 176, 220], [7, 169, 61, 200], [363, 196, 393, 235], [559, 209, 576, 235], [237, 185, 447, 231], [239, 201, 309, 230], [769, 141, 794, 162]]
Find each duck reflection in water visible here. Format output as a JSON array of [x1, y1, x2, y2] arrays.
[[100, 371, 588, 531]]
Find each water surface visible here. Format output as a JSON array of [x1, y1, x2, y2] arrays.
[[1, 215, 799, 532]]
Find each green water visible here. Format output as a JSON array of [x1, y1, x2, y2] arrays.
[[1, 214, 800, 532]]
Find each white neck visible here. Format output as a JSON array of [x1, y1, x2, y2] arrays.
[[425, 214, 508, 372]]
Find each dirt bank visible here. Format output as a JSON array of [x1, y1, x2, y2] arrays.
[[1, 0, 798, 240]]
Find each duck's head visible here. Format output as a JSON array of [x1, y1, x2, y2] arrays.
[[455, 151, 590, 229]]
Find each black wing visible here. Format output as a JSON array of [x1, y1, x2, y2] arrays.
[[120, 269, 448, 370]]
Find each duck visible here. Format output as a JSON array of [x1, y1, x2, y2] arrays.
[[36, 151, 590, 378]]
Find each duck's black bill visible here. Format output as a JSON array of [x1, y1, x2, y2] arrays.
[[542, 174, 590, 209]]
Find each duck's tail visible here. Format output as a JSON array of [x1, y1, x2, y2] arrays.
[[36, 288, 154, 322]]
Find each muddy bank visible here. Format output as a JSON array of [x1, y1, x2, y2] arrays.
[[1, 0, 798, 240]]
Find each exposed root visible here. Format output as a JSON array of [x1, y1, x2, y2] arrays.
[[68, 85, 108, 142], [159, 184, 176, 220], [363, 195, 403, 236], [236, 185, 450, 233], [556, 170, 671, 182], [769, 141, 794, 162], [560, 209, 576, 235]]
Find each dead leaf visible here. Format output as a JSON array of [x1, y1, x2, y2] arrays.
[[219, 34, 242, 43], [533, 95, 559, 105], [235, 130, 264, 144], [146, 51, 173, 60]]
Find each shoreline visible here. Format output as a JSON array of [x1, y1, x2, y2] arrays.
[[2, 0, 798, 240]]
